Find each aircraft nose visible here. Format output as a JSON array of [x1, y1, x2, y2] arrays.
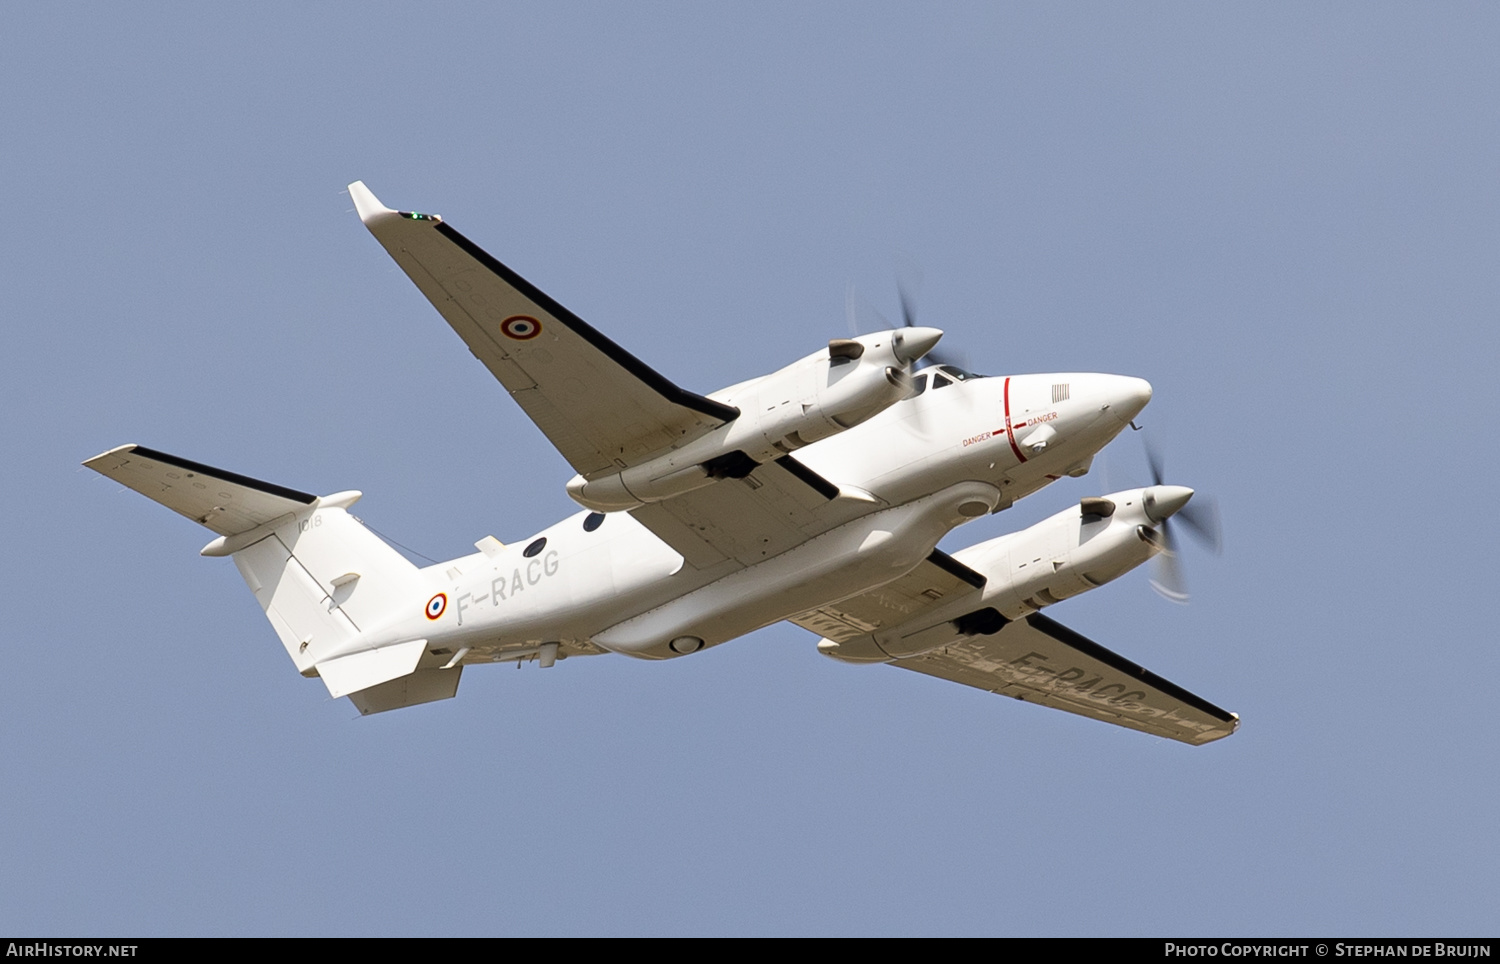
[[1106, 376, 1152, 425], [1144, 485, 1194, 523]]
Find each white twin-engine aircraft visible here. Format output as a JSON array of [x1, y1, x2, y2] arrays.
[[85, 182, 1237, 745]]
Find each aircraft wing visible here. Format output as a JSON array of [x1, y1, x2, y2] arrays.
[[349, 181, 738, 479], [893, 613, 1238, 745], [629, 455, 873, 569], [790, 549, 988, 640]]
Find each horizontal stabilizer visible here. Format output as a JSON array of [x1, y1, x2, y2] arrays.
[[315, 639, 427, 699], [84, 444, 316, 537], [348, 668, 462, 715]]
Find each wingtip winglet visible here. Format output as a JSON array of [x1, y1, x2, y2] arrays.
[[348, 180, 396, 225], [82, 443, 140, 469]]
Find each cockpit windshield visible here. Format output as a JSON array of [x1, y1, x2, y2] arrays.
[[934, 364, 986, 381], [909, 364, 986, 398]]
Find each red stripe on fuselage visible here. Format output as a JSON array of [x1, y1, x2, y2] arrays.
[[1004, 376, 1027, 463]]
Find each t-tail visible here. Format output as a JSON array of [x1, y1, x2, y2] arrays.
[[83, 445, 458, 714]]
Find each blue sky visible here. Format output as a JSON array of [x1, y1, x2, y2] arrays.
[[3, 4, 1497, 935]]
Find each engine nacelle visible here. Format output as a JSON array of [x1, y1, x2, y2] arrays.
[[819, 487, 1178, 663], [951, 489, 1163, 621], [568, 327, 940, 511]]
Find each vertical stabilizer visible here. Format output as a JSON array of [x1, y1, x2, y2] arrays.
[[229, 503, 421, 676]]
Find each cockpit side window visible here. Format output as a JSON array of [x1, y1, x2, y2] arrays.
[[931, 372, 953, 389], [910, 373, 929, 396]]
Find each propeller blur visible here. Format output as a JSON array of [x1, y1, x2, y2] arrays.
[[1143, 438, 1224, 604]]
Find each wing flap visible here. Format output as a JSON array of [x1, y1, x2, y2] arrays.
[[894, 613, 1238, 745], [349, 182, 737, 477], [84, 444, 316, 536]]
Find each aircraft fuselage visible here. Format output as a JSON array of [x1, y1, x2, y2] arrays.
[[329, 371, 1151, 665]]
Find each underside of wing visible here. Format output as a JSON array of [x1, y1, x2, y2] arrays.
[[83, 444, 316, 536], [349, 182, 738, 478], [790, 549, 987, 642], [893, 613, 1238, 745], [629, 454, 870, 570]]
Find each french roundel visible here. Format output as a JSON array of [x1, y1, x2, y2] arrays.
[[500, 315, 541, 340], [425, 593, 448, 620]]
